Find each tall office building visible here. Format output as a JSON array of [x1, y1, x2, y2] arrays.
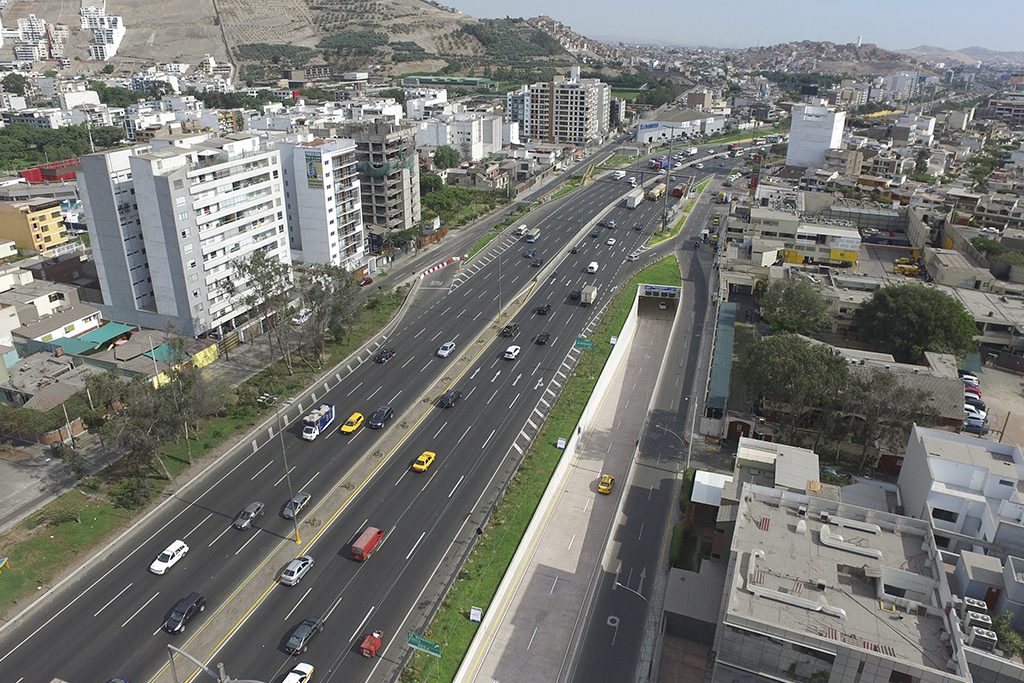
[[78, 132, 291, 336], [322, 119, 421, 232], [508, 67, 610, 146], [274, 135, 366, 272], [786, 104, 846, 169]]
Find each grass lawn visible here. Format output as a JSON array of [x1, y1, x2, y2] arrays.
[[0, 288, 410, 617], [611, 88, 641, 101], [648, 180, 709, 247], [597, 152, 638, 171], [550, 176, 582, 200], [402, 256, 681, 682]]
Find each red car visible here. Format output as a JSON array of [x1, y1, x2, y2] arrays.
[[963, 385, 982, 398], [359, 276, 373, 287]]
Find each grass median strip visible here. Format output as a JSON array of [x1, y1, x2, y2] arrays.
[[402, 255, 682, 682], [648, 179, 709, 247], [0, 288, 409, 617]]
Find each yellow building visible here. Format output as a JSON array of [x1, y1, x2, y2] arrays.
[[0, 199, 70, 256]]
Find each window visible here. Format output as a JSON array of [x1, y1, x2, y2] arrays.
[[175, 196, 186, 205], [178, 211, 189, 221], [932, 507, 958, 523], [999, 479, 1014, 487]]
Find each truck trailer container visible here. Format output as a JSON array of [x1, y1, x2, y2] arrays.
[[580, 285, 598, 305], [524, 227, 541, 243], [625, 187, 645, 209], [301, 402, 335, 441], [647, 182, 667, 201], [351, 526, 385, 561]]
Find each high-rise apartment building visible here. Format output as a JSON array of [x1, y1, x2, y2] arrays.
[[79, 132, 290, 336], [0, 199, 71, 256], [321, 119, 421, 232], [80, 1, 125, 61], [274, 135, 366, 272], [507, 67, 610, 146], [786, 104, 845, 169]]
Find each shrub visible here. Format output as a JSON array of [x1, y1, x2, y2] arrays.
[[109, 477, 152, 510]]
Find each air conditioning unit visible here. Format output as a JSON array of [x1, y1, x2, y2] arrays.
[[964, 611, 993, 631], [959, 597, 988, 618], [969, 627, 998, 652]]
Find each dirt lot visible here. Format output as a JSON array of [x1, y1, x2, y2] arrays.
[[968, 366, 1024, 446]]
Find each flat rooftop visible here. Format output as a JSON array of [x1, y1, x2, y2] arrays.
[[916, 426, 1023, 471], [725, 485, 968, 678]]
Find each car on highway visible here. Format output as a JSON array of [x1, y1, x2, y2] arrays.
[[439, 389, 462, 408], [283, 663, 315, 683], [233, 501, 265, 529], [374, 346, 395, 364], [285, 617, 325, 655], [501, 323, 520, 338], [412, 451, 436, 472], [695, 163, 704, 169], [597, 474, 615, 494], [535, 303, 552, 315], [571, 244, 582, 253], [627, 253, 639, 262], [633, 224, 643, 231], [368, 405, 394, 429], [504, 345, 521, 360], [149, 539, 189, 575], [569, 290, 581, 301], [282, 492, 311, 520], [340, 412, 364, 433], [590, 231, 599, 238], [531, 258, 544, 268], [607, 220, 617, 229], [522, 249, 536, 258], [606, 238, 616, 246], [164, 592, 206, 633], [359, 276, 374, 287], [436, 341, 456, 358], [280, 555, 315, 586], [536, 332, 551, 345]]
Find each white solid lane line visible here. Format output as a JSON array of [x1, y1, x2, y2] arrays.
[[93, 583, 132, 618], [182, 513, 212, 540], [298, 471, 320, 491], [284, 587, 312, 622], [366, 386, 382, 400], [250, 461, 274, 481], [433, 421, 447, 438], [448, 475, 465, 499], [121, 591, 160, 628], [207, 524, 233, 548], [345, 381, 364, 397], [234, 529, 262, 556], [388, 390, 402, 404], [406, 532, 427, 560], [350, 605, 376, 644], [273, 466, 296, 487]]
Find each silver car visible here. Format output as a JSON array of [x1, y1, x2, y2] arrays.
[[282, 492, 311, 520], [233, 501, 265, 529], [280, 555, 315, 586]]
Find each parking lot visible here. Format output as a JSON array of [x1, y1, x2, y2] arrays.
[[968, 366, 1024, 445]]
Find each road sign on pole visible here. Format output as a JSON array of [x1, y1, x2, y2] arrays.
[[575, 336, 595, 350], [407, 632, 442, 657]]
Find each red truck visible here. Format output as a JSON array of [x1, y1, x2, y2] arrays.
[[360, 629, 384, 657], [671, 185, 685, 198], [351, 526, 385, 561]]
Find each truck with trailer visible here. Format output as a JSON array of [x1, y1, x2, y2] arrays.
[[351, 525, 385, 561], [301, 402, 335, 441], [625, 187, 645, 209], [612, 170, 626, 180], [646, 182, 667, 201], [580, 285, 598, 305]]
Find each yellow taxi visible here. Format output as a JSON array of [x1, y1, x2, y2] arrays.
[[412, 451, 436, 472], [340, 412, 364, 434], [597, 474, 615, 494]]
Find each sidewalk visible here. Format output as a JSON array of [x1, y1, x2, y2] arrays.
[[458, 307, 672, 682]]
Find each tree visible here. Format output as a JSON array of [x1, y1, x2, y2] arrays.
[[293, 265, 361, 365], [854, 283, 977, 362], [758, 280, 830, 335], [915, 148, 930, 175], [844, 369, 934, 468], [420, 172, 444, 195], [737, 334, 851, 442], [433, 145, 461, 169], [2, 73, 28, 96], [228, 250, 295, 373]]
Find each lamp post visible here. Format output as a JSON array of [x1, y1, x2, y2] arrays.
[[277, 407, 301, 545]]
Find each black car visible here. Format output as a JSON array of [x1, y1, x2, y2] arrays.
[[285, 617, 325, 655], [536, 332, 551, 345], [522, 249, 536, 258], [164, 592, 206, 633], [439, 389, 462, 408], [570, 244, 580, 254], [569, 290, 581, 301], [598, 220, 607, 227], [535, 303, 552, 315], [530, 258, 544, 268], [633, 224, 643, 231], [368, 405, 394, 429], [374, 347, 395, 364], [501, 323, 520, 338], [589, 231, 599, 238], [965, 396, 987, 412]]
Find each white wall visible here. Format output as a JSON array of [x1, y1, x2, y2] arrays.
[[786, 105, 845, 169]]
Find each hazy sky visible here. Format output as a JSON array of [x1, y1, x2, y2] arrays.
[[443, 1, 1023, 52]]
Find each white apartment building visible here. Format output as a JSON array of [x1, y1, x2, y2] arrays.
[[80, 1, 126, 61], [405, 88, 448, 120], [78, 132, 291, 336], [2, 108, 70, 129], [786, 104, 846, 169], [509, 67, 610, 146], [415, 113, 503, 162], [274, 135, 365, 272], [337, 98, 403, 124]]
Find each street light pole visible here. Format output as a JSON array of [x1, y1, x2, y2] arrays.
[[277, 408, 301, 545]]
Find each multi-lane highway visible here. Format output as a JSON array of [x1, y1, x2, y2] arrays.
[[0, 143, 716, 683]]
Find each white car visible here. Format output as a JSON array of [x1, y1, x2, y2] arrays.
[[280, 555, 315, 586], [694, 163, 704, 169], [504, 345, 521, 360], [291, 308, 312, 326], [964, 404, 988, 421], [436, 341, 456, 358], [606, 238, 616, 246], [626, 253, 639, 262], [150, 540, 189, 575], [283, 663, 315, 683]]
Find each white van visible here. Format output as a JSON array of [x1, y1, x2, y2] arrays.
[[612, 171, 625, 180], [514, 224, 528, 236], [586, 261, 599, 274]]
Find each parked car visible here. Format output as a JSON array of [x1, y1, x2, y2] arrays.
[[285, 618, 325, 655], [164, 592, 206, 633], [291, 308, 312, 326], [964, 404, 988, 421], [368, 405, 394, 429], [374, 347, 395, 364], [963, 417, 989, 435], [280, 555, 315, 586], [439, 389, 462, 408], [359, 276, 374, 287], [963, 385, 982, 398], [282, 492, 311, 520], [233, 501, 265, 530], [960, 374, 980, 387], [964, 395, 987, 412]]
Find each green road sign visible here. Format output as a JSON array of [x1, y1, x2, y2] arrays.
[[575, 337, 595, 350], [407, 632, 442, 657]]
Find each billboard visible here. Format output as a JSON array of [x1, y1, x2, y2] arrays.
[[305, 151, 323, 188]]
